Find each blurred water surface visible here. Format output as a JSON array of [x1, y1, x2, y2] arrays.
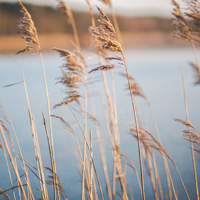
[[0, 47, 200, 199]]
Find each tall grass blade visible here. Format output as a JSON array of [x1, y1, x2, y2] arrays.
[[17, 2, 58, 198], [0, 124, 27, 200], [181, 67, 199, 200]]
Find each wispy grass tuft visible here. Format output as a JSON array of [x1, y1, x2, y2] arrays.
[[17, 1, 41, 54]]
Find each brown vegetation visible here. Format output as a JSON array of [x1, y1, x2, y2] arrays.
[[0, 0, 200, 200], [0, 2, 186, 52]]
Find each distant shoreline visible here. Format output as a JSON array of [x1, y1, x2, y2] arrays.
[[0, 32, 189, 53]]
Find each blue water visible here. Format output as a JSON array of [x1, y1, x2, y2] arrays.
[[0, 47, 200, 200]]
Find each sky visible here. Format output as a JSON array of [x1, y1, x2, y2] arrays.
[[2, 0, 180, 17]]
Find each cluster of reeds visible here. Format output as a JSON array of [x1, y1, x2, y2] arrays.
[[0, 0, 200, 200], [172, 0, 200, 83], [172, 1, 200, 200]]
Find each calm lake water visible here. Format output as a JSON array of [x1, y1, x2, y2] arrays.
[[0, 47, 200, 200]]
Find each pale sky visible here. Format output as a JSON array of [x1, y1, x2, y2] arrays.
[[2, 0, 181, 17]]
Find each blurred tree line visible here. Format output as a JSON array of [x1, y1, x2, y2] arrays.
[[0, 2, 172, 36]]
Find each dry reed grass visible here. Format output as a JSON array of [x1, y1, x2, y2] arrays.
[[175, 118, 200, 152], [17, 1, 41, 54], [17, 1, 59, 199], [89, 5, 146, 200], [172, 0, 200, 83], [1, 0, 200, 200], [172, 2, 200, 199], [89, 7, 122, 53], [53, 47, 84, 107], [190, 62, 200, 84]]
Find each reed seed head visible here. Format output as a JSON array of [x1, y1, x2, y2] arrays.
[[185, 0, 200, 42], [53, 47, 84, 107], [130, 128, 175, 166], [58, 1, 73, 24], [172, 0, 191, 41], [89, 64, 119, 73], [53, 47, 84, 74], [120, 72, 147, 101], [190, 62, 200, 84], [89, 6, 122, 52], [174, 117, 200, 154], [172, 0, 192, 41], [17, 1, 41, 54], [172, 0, 200, 42]]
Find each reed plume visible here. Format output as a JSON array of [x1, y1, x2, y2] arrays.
[[172, 0, 191, 41], [130, 128, 175, 166], [172, 0, 200, 42], [190, 62, 200, 84], [174, 118, 200, 154], [184, 130, 200, 153], [45, 167, 68, 200], [172, 0, 200, 81], [53, 47, 84, 107], [184, 0, 200, 42], [58, 1, 73, 25], [130, 127, 190, 199], [120, 72, 148, 101], [100, 0, 123, 46], [89, 64, 119, 73], [89, 7, 122, 53], [17, 1, 41, 54]]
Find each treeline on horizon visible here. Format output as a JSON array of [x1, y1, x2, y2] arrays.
[[0, 2, 173, 36]]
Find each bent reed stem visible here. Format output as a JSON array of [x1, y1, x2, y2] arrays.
[[121, 52, 145, 200], [181, 67, 199, 200]]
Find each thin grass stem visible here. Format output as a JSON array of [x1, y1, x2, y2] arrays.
[[2, 147, 17, 200], [181, 67, 199, 200], [68, 105, 105, 200], [39, 52, 59, 200], [90, 130, 93, 200], [191, 40, 200, 78], [121, 52, 145, 200], [0, 124, 27, 200]]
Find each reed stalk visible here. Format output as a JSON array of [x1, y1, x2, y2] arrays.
[[146, 151, 158, 200], [39, 53, 60, 200], [191, 41, 200, 79], [1, 69, 35, 199], [87, 3, 127, 198], [127, 87, 165, 200], [87, 89, 112, 200], [152, 153, 164, 200], [172, 0, 200, 80], [2, 1, 199, 199], [181, 67, 199, 200], [146, 101, 174, 200], [20, 67, 48, 200], [0, 124, 27, 200], [101, 0, 122, 147], [68, 104, 104, 200], [57, 3, 89, 198], [90, 130, 93, 200], [121, 52, 145, 200], [17, 2, 59, 199], [1, 144, 16, 200]]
